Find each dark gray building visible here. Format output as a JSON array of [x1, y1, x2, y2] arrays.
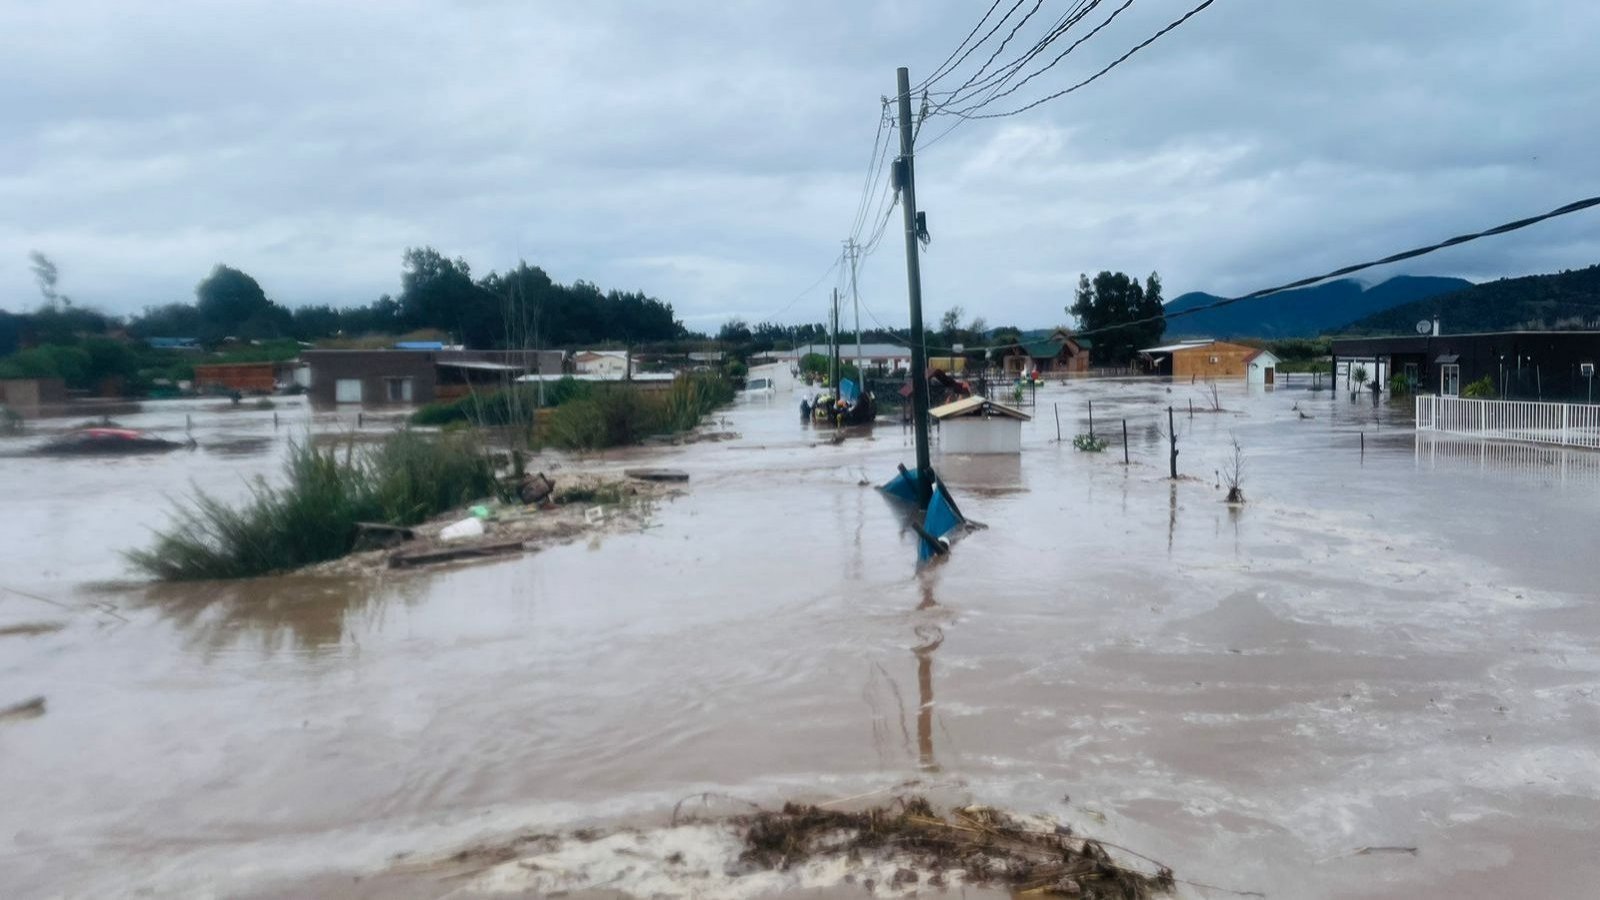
[[301, 349, 568, 406], [1331, 331, 1600, 401]]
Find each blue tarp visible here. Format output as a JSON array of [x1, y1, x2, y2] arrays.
[[839, 377, 860, 404], [882, 468, 919, 502], [918, 483, 963, 561]]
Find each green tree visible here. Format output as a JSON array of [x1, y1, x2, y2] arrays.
[[128, 303, 204, 339], [1068, 270, 1165, 366], [939, 305, 965, 341], [0, 344, 91, 386], [990, 325, 1023, 346], [196, 264, 287, 341], [400, 247, 501, 347]]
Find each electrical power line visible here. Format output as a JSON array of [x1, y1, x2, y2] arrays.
[[764, 255, 841, 321], [942, 0, 1133, 117], [1068, 194, 1600, 342], [929, 0, 1100, 105], [916, 0, 1009, 90], [848, 104, 894, 241], [939, 0, 1218, 121], [838, 195, 1600, 353], [915, 0, 1032, 94], [928, 0, 1050, 102]]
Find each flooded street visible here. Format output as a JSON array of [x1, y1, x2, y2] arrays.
[[4, 381, 1600, 898]]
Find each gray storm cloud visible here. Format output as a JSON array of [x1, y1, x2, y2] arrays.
[[1, 0, 1595, 327]]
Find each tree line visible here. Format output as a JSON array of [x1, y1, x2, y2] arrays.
[[1, 248, 688, 358], [714, 270, 1166, 369]]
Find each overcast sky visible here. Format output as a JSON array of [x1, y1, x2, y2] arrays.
[[3, 0, 1597, 329]]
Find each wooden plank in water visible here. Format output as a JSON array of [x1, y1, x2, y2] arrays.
[[624, 467, 690, 482], [388, 540, 526, 569]]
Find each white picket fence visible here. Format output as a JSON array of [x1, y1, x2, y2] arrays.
[[1416, 395, 1600, 449]]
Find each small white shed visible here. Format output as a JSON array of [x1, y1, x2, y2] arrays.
[[1246, 350, 1280, 386], [931, 396, 1031, 454]]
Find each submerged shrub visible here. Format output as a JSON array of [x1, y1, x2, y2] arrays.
[[127, 430, 497, 581], [545, 374, 734, 451], [1462, 375, 1497, 399], [1072, 432, 1108, 452]]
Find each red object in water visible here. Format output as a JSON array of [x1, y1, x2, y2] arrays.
[[38, 427, 187, 455]]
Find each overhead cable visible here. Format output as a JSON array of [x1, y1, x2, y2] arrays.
[[939, 0, 1218, 121]]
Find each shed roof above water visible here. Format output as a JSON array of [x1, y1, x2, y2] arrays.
[[929, 396, 1032, 421]]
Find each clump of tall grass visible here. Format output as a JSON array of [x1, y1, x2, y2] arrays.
[[545, 374, 734, 451], [128, 430, 498, 581]]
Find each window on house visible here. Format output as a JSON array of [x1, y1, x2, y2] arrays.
[[1441, 364, 1460, 397], [334, 378, 362, 403], [385, 377, 413, 402]]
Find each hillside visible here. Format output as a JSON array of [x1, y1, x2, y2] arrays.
[[1341, 264, 1600, 334], [1164, 275, 1471, 339]]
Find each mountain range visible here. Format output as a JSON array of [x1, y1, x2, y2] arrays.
[[1163, 275, 1472, 339], [1341, 264, 1600, 334]]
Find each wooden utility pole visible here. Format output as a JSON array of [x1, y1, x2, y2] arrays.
[[895, 66, 934, 507]]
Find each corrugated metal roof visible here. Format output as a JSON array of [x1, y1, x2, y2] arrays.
[[1139, 340, 1218, 354], [435, 360, 525, 372], [929, 396, 1032, 421]]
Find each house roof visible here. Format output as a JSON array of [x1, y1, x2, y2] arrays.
[[780, 343, 912, 360], [1021, 338, 1065, 358], [1139, 339, 1221, 354], [929, 396, 1033, 421], [436, 360, 525, 372], [517, 372, 675, 383]]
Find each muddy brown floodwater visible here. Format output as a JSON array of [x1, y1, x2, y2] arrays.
[[3, 383, 1600, 898]]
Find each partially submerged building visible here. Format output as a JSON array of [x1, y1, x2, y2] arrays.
[[1331, 330, 1600, 399], [773, 343, 914, 374], [301, 349, 567, 405], [1245, 349, 1281, 385], [0, 378, 68, 416], [573, 350, 631, 378], [192, 362, 283, 394], [1138, 339, 1265, 379], [931, 396, 1032, 454]]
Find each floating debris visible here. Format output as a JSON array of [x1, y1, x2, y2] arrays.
[[0, 621, 66, 638], [1, 696, 46, 721], [625, 467, 691, 483]]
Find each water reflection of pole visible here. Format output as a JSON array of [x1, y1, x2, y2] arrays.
[[914, 579, 943, 773], [1167, 481, 1177, 554]]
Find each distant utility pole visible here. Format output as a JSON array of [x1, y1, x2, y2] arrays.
[[844, 238, 864, 377], [894, 66, 934, 507], [830, 287, 841, 394]]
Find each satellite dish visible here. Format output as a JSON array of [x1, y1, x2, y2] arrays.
[[1415, 319, 1432, 335]]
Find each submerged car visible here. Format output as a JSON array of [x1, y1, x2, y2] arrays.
[[36, 427, 190, 455]]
